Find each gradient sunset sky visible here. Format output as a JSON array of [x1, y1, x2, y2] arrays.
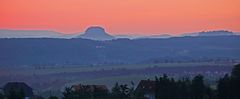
[[0, 0, 239, 35]]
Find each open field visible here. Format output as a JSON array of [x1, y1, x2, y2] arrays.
[[0, 62, 233, 74]]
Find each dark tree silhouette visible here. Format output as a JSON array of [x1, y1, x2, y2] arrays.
[[231, 64, 240, 79], [191, 75, 205, 99], [217, 74, 231, 99], [49, 96, 58, 99], [6, 88, 25, 99], [111, 83, 135, 99], [0, 93, 4, 99], [217, 64, 240, 99], [230, 64, 240, 99]]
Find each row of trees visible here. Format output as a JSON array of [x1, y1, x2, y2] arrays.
[[155, 64, 239, 99], [62, 83, 142, 99], [217, 63, 240, 99], [61, 75, 214, 99], [62, 64, 240, 99], [0, 64, 239, 99], [155, 74, 215, 99], [155, 64, 240, 99]]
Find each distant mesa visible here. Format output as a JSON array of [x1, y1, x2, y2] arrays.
[[0, 30, 63, 38], [77, 26, 115, 41]]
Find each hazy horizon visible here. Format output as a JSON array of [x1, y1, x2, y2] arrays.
[[1, 0, 239, 35], [0, 27, 239, 37]]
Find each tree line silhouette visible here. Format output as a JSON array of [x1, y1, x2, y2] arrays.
[[0, 64, 239, 99]]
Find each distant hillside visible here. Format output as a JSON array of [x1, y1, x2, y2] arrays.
[[77, 26, 115, 41], [0, 35, 239, 66], [0, 29, 63, 38], [181, 30, 236, 37], [0, 29, 238, 40], [198, 30, 234, 36], [138, 34, 172, 39]]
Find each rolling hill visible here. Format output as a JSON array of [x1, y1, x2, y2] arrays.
[[0, 35, 239, 66]]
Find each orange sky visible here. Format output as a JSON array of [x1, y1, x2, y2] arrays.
[[0, 0, 239, 35]]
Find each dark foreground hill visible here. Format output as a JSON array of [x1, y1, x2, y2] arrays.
[[0, 36, 240, 66]]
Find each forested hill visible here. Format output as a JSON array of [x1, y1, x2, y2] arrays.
[[0, 36, 240, 66]]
